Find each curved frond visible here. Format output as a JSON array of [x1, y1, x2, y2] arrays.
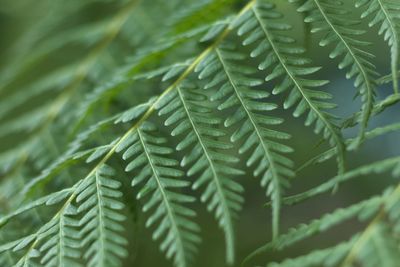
[[195, 43, 294, 239], [282, 156, 400, 205], [235, 0, 346, 174], [1, 194, 78, 267], [75, 165, 127, 267], [117, 122, 201, 267], [265, 183, 400, 267], [37, 204, 82, 267], [291, 0, 378, 147], [246, 192, 386, 264], [267, 237, 357, 267], [155, 82, 243, 264], [356, 0, 400, 93], [2, 1, 400, 267]]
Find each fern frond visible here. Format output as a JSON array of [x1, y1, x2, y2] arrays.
[[282, 156, 400, 205], [0, 4, 259, 265], [195, 42, 294, 239], [339, 185, 400, 267], [169, 0, 236, 34], [37, 204, 81, 267], [246, 192, 386, 264], [155, 82, 243, 264], [0, 0, 139, 200], [0, 65, 76, 122], [19, 97, 153, 196], [341, 223, 400, 267], [235, 0, 346, 174], [295, 182, 400, 267], [126, 18, 231, 76], [2, 0, 400, 266], [116, 122, 200, 267], [297, 121, 400, 172], [0, 164, 127, 267], [0, 232, 15, 266], [356, 0, 400, 94], [291, 0, 379, 148], [0, 188, 73, 227], [260, 195, 400, 267], [0, 195, 77, 267], [75, 165, 127, 267], [267, 237, 357, 267], [21, 115, 119, 197]]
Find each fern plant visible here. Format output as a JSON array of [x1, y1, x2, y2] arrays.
[[0, 0, 400, 266]]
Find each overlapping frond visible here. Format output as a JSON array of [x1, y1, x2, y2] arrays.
[[234, 0, 346, 174], [356, 0, 400, 93], [0, 0, 141, 206], [282, 156, 400, 205], [116, 122, 200, 267], [297, 120, 400, 172], [0, 164, 127, 267], [266, 185, 400, 267], [155, 81, 243, 264], [0, 190, 76, 267], [1, 0, 400, 267], [195, 42, 294, 239], [291, 0, 378, 147], [267, 237, 357, 267], [75, 165, 127, 267], [37, 204, 81, 267], [246, 191, 387, 264]]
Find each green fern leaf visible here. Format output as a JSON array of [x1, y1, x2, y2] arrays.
[[291, 0, 379, 148], [282, 156, 400, 205], [356, 0, 400, 93], [118, 122, 200, 267], [37, 204, 82, 267], [75, 165, 127, 267], [235, 0, 346, 174], [246, 192, 386, 264], [155, 81, 244, 264], [267, 237, 357, 267], [196, 42, 294, 239]]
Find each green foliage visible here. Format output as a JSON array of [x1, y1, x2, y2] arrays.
[[118, 121, 200, 267], [291, 0, 379, 148], [1, 0, 400, 266], [356, 0, 400, 94]]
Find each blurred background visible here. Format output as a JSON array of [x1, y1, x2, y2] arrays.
[[0, 0, 399, 266]]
